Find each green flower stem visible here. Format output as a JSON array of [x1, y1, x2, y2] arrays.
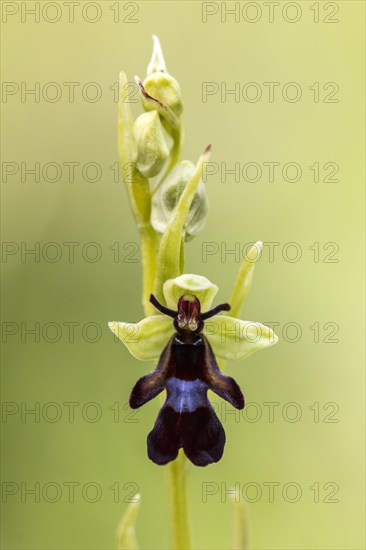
[[231, 494, 249, 550], [133, 103, 192, 548], [164, 128, 182, 176], [153, 127, 182, 195], [161, 239, 189, 548], [114, 40, 276, 550], [167, 449, 192, 550]]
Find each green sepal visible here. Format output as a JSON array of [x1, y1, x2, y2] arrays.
[[163, 273, 218, 312], [204, 315, 278, 360], [108, 316, 173, 361]]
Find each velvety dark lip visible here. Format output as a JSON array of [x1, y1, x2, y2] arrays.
[[129, 293, 244, 466]]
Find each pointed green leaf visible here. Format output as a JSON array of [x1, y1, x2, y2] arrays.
[[154, 146, 212, 303], [118, 72, 157, 315], [116, 495, 140, 550], [118, 71, 137, 178], [227, 241, 263, 318], [118, 72, 151, 227]]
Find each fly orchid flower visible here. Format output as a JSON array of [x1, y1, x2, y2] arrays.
[[109, 274, 278, 467]]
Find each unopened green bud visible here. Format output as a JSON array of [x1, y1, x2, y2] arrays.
[[151, 160, 208, 240], [142, 72, 183, 118], [142, 35, 183, 118], [133, 111, 170, 178]]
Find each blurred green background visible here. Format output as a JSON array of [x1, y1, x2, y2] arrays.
[[1, 1, 365, 549]]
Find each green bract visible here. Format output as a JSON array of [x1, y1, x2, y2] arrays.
[[109, 274, 278, 361], [153, 146, 212, 304], [151, 161, 209, 240]]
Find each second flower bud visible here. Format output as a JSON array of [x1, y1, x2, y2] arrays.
[[151, 160, 209, 241], [133, 111, 170, 178]]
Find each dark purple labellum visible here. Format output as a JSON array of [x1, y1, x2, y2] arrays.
[[129, 294, 244, 467]]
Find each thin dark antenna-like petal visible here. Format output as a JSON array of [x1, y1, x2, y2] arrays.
[[150, 294, 177, 318], [201, 303, 231, 321]]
